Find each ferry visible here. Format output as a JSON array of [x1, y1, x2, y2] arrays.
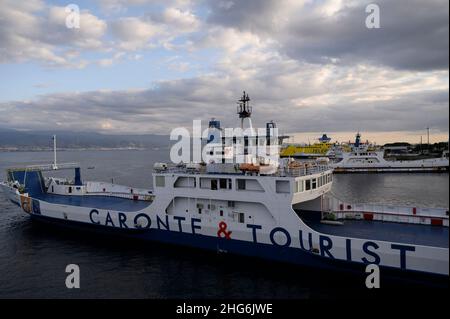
[[0, 93, 448, 282], [280, 134, 334, 158], [332, 133, 449, 173]]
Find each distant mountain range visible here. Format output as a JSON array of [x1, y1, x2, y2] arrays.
[[0, 128, 171, 151]]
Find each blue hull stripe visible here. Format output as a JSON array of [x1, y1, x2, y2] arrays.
[[29, 214, 447, 285]]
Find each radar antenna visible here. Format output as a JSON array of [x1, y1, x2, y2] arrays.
[[237, 91, 252, 129]]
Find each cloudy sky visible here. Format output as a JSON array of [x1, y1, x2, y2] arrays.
[[0, 0, 448, 143]]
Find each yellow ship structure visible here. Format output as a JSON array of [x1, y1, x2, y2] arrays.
[[281, 134, 335, 158]]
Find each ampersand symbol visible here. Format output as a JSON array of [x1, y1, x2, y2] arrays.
[[217, 221, 232, 239]]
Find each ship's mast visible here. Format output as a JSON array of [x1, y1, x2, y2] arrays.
[[52, 135, 58, 170], [355, 132, 361, 148], [237, 91, 253, 130]]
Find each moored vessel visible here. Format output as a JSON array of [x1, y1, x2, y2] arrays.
[[280, 134, 334, 158], [1, 93, 448, 282], [332, 133, 449, 173]]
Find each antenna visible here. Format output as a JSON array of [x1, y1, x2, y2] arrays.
[[237, 91, 252, 129], [52, 135, 58, 170], [420, 136, 423, 154]]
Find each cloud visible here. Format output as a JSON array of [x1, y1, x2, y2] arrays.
[[168, 61, 191, 72], [205, 0, 449, 71], [0, 53, 448, 134], [110, 17, 161, 50], [0, 0, 107, 67], [162, 7, 200, 32], [194, 26, 268, 54], [0, 0, 448, 138], [97, 52, 124, 67], [45, 6, 107, 49], [98, 0, 162, 14], [0, 1, 202, 66]]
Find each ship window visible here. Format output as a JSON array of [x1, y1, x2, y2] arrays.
[[305, 179, 311, 191], [228, 201, 235, 208], [219, 178, 228, 189], [276, 180, 290, 193], [297, 180, 304, 192], [312, 179, 317, 189], [211, 179, 218, 190], [220, 210, 224, 216], [68, 187, 72, 194], [239, 213, 245, 223], [155, 176, 165, 187], [175, 176, 196, 188], [237, 179, 246, 190]]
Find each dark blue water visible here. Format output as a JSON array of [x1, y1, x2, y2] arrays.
[[0, 150, 448, 298]]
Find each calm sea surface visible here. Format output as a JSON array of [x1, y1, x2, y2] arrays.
[[0, 150, 448, 298]]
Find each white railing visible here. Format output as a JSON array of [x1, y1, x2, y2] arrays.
[[8, 162, 80, 172], [279, 165, 331, 177], [85, 191, 154, 201], [156, 164, 332, 177], [324, 193, 449, 220]]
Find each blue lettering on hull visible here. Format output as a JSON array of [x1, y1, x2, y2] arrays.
[[86, 210, 417, 271]]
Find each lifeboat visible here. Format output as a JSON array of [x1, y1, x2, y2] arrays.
[[239, 163, 260, 172], [288, 160, 304, 169]]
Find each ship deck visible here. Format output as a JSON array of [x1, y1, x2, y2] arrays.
[[299, 212, 449, 248], [33, 193, 151, 212]]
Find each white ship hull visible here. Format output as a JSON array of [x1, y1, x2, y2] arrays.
[[332, 150, 449, 173], [1, 170, 448, 279]]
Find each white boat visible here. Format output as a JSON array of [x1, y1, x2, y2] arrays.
[[0, 93, 448, 282], [332, 133, 449, 173]]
